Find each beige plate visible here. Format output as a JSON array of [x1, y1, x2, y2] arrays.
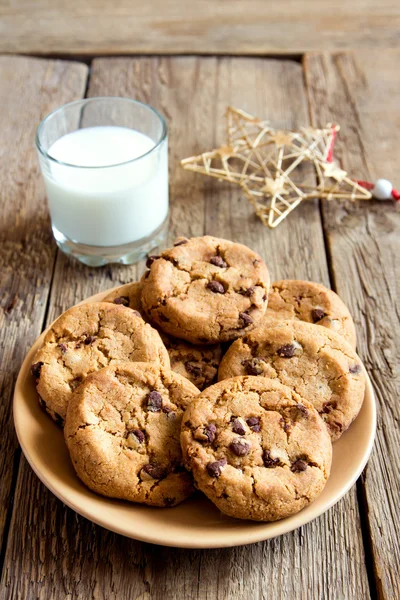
[[13, 288, 376, 549]]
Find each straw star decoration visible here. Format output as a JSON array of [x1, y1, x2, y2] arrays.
[[180, 107, 373, 228]]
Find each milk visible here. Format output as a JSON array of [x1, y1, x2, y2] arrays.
[[43, 126, 168, 247]]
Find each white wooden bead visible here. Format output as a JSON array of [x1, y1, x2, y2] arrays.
[[372, 178, 393, 200]]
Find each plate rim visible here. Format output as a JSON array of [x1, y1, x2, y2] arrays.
[[13, 287, 377, 549]]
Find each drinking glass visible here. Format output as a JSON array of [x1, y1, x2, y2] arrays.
[[36, 97, 169, 266]]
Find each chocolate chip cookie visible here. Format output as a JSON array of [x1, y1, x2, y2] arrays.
[[140, 236, 270, 344], [65, 362, 199, 507], [181, 376, 332, 521], [266, 280, 357, 348], [104, 282, 222, 389], [218, 320, 365, 441], [31, 302, 170, 425]]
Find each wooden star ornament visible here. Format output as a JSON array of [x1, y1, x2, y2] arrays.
[[180, 107, 373, 228]]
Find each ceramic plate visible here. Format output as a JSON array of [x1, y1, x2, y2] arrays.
[[13, 288, 376, 548]]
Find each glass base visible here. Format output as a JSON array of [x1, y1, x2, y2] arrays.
[[52, 215, 169, 267]]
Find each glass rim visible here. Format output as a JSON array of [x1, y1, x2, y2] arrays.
[[35, 96, 168, 169]]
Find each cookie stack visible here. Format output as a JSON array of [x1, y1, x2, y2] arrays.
[[31, 235, 365, 522]]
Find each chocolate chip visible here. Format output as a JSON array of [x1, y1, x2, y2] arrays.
[[291, 459, 308, 472], [162, 406, 176, 418], [185, 362, 202, 377], [262, 294, 268, 302], [206, 280, 225, 294], [31, 362, 43, 380], [210, 256, 228, 268], [246, 417, 261, 432], [206, 459, 227, 478], [263, 450, 280, 468], [312, 308, 327, 322], [229, 440, 250, 456], [242, 357, 264, 375], [240, 286, 255, 297], [349, 364, 361, 375], [58, 343, 67, 353], [296, 403, 308, 417], [129, 429, 145, 443], [204, 424, 217, 443], [322, 400, 337, 414], [131, 310, 142, 318], [146, 255, 160, 268], [280, 418, 291, 433], [113, 296, 130, 306], [84, 336, 96, 345], [147, 390, 162, 412], [141, 463, 166, 479], [174, 237, 189, 246], [239, 312, 253, 327], [231, 418, 246, 435], [277, 343, 296, 358]]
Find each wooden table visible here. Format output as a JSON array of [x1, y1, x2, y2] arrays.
[[1, 1, 400, 55], [0, 51, 399, 600]]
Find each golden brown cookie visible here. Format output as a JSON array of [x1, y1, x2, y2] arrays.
[[65, 362, 199, 507], [266, 280, 357, 348], [140, 236, 270, 344], [181, 376, 332, 521], [218, 320, 365, 441], [104, 282, 222, 389], [31, 302, 170, 425]]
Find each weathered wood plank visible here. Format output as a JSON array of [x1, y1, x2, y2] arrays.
[[0, 0, 400, 56], [304, 49, 400, 600], [0, 55, 88, 566], [2, 56, 371, 599]]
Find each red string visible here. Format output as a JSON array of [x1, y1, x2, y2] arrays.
[[356, 180, 374, 191], [326, 126, 337, 163]]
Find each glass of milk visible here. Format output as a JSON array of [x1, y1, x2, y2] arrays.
[[35, 97, 168, 266]]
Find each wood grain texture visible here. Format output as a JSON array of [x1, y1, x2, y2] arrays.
[[1, 56, 370, 600], [304, 49, 400, 600], [0, 0, 400, 56], [0, 55, 88, 562]]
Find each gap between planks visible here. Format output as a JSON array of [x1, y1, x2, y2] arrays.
[[0, 51, 304, 64]]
